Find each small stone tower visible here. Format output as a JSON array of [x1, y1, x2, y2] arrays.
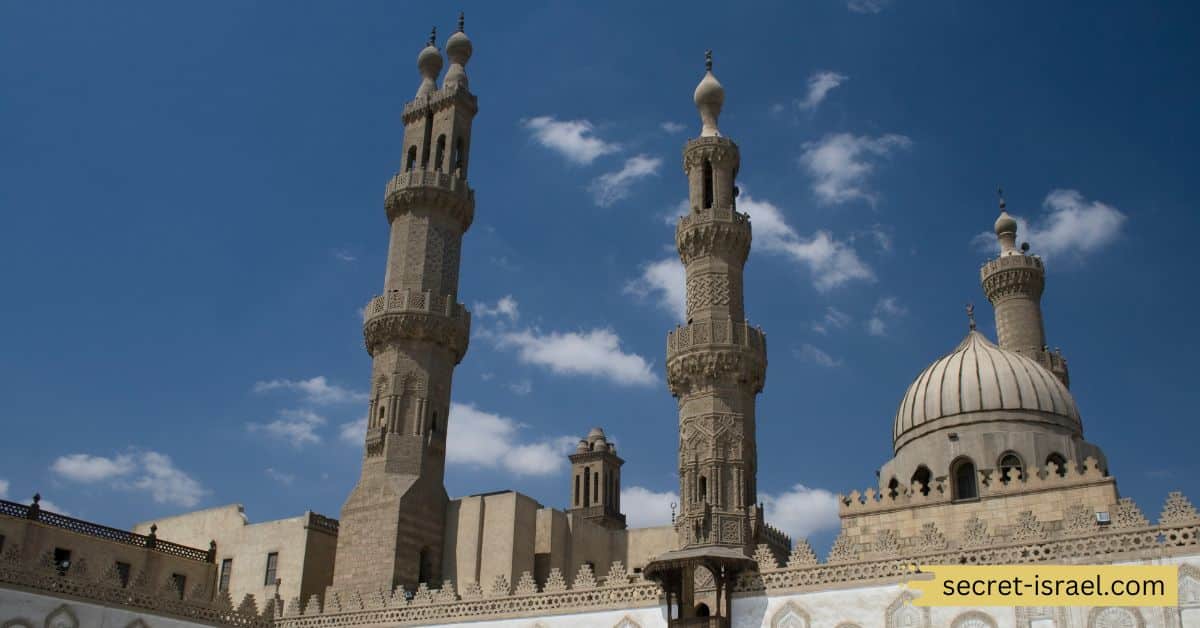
[[667, 51, 767, 555], [333, 17, 477, 594], [980, 190, 1070, 386], [567, 427, 626, 530]]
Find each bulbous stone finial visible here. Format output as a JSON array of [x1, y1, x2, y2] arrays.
[[416, 27, 444, 98], [444, 13, 473, 89], [693, 50, 725, 137], [993, 186, 1019, 253], [966, 303, 976, 331]]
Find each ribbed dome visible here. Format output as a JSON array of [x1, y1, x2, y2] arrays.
[[893, 331, 1079, 445]]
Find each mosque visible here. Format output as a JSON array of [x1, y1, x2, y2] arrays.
[[2, 17, 1199, 628]]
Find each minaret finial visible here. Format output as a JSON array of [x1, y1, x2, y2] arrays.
[[428, 26, 437, 47], [998, 186, 1006, 210], [457, 11, 464, 32], [705, 49, 713, 72], [966, 303, 977, 331]]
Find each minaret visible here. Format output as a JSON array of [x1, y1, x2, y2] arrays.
[[667, 51, 766, 555], [981, 189, 1070, 386], [332, 18, 477, 594], [567, 427, 626, 530]]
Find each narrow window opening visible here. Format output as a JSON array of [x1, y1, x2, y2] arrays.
[[886, 476, 900, 499], [431, 410, 438, 434], [434, 135, 446, 171], [418, 547, 433, 584], [1046, 453, 1068, 477], [264, 552, 278, 586], [420, 112, 433, 168], [593, 471, 598, 503], [953, 458, 978, 501], [702, 160, 714, 209], [405, 146, 417, 172], [574, 475, 580, 506], [115, 561, 131, 588], [219, 558, 233, 592], [695, 603, 711, 617], [998, 452, 1024, 484], [583, 467, 591, 507], [171, 573, 187, 599], [53, 548, 71, 575], [699, 476, 708, 503], [454, 138, 465, 176], [911, 466, 932, 497]]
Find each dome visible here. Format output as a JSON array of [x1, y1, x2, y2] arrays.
[[417, 43, 443, 78], [994, 209, 1017, 236], [893, 331, 1079, 449]]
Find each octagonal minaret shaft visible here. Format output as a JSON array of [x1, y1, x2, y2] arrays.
[[333, 19, 477, 594], [666, 53, 767, 553], [980, 189, 1069, 386]]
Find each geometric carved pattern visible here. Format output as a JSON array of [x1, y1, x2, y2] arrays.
[[1159, 492, 1200, 525], [962, 516, 991, 547], [1010, 511, 1047, 542], [950, 610, 997, 628], [686, 273, 731, 317], [1112, 498, 1150, 529], [1064, 503, 1098, 535], [1088, 607, 1143, 628], [885, 591, 930, 628], [770, 601, 811, 628]]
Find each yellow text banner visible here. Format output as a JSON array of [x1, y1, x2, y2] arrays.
[[904, 565, 1178, 607]]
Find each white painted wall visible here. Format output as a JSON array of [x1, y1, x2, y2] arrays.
[[1, 587, 211, 628]]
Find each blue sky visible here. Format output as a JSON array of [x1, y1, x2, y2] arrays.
[[2, 1, 1198, 555]]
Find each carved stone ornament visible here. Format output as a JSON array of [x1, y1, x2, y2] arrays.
[[363, 311, 470, 361]]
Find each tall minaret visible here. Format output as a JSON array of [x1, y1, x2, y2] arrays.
[[333, 17, 477, 594], [667, 52, 767, 554], [981, 189, 1070, 386]]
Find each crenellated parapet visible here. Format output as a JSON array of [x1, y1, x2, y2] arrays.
[[980, 254, 1045, 302], [400, 85, 477, 124], [384, 169, 475, 231], [676, 207, 751, 265], [665, 320, 766, 395], [362, 289, 470, 361]]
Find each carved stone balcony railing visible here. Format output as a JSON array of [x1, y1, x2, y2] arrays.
[[362, 289, 471, 361], [384, 169, 475, 230], [0, 498, 212, 563], [384, 170, 473, 201], [666, 320, 765, 360], [676, 207, 750, 232], [666, 320, 766, 395]]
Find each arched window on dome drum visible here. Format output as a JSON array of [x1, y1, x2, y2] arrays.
[[998, 452, 1024, 484], [406, 146, 417, 172], [1046, 453, 1068, 477], [952, 458, 978, 501], [911, 466, 932, 497], [887, 477, 900, 499], [434, 134, 446, 171], [702, 160, 714, 209]]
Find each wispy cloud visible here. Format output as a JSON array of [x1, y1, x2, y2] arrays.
[[740, 192, 875, 291], [509, 378, 533, 396], [588, 154, 662, 207], [660, 121, 686, 134], [447, 402, 576, 476], [488, 326, 657, 387], [812, 307, 852, 335], [339, 416, 366, 445], [252, 376, 366, 405], [799, 133, 911, 205], [521, 116, 619, 165], [796, 343, 843, 368], [474, 295, 520, 321], [332, 249, 356, 263], [761, 484, 841, 540], [50, 451, 207, 508], [867, 296, 907, 337], [973, 189, 1127, 261], [246, 408, 326, 448], [624, 257, 686, 321], [847, 0, 891, 13], [265, 468, 295, 485], [797, 71, 848, 111], [620, 486, 680, 528]]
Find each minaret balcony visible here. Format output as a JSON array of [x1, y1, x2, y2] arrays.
[[666, 320, 766, 395], [980, 253, 1044, 281], [385, 169, 473, 200], [362, 289, 471, 361], [401, 85, 478, 123], [384, 169, 475, 229]]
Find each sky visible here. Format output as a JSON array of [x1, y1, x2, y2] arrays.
[[2, 1, 1199, 556]]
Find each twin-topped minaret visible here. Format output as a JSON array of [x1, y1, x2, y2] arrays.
[[981, 190, 1070, 386], [333, 15, 477, 594]]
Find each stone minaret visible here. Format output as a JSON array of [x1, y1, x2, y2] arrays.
[[333, 18, 477, 594], [667, 52, 767, 554], [980, 189, 1070, 386], [567, 427, 626, 530]]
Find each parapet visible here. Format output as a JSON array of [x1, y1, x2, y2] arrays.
[[401, 84, 478, 123]]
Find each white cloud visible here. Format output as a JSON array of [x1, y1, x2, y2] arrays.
[[741, 193, 874, 291], [811, 306, 852, 335], [521, 116, 620, 165], [799, 133, 911, 205], [252, 376, 367, 405], [589, 154, 662, 207], [797, 71, 848, 111], [246, 408, 326, 448], [480, 372, 495, 382], [867, 296, 907, 337], [0, 479, 8, 498], [474, 295, 520, 321], [265, 468, 294, 485], [658, 198, 691, 226], [50, 451, 207, 509], [509, 379, 533, 396], [975, 189, 1127, 261], [847, 0, 891, 13], [332, 249, 356, 263], [796, 343, 843, 368], [447, 402, 575, 476], [50, 454, 135, 483], [488, 327, 656, 387], [339, 416, 366, 445], [760, 484, 841, 540], [660, 121, 686, 134], [624, 257, 686, 321], [621, 486, 680, 529]]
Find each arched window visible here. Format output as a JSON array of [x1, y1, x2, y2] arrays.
[[702, 160, 714, 209], [417, 547, 432, 584], [454, 138, 465, 175], [695, 603, 711, 617], [997, 452, 1024, 484], [698, 475, 708, 502], [574, 475, 580, 506], [911, 466, 932, 497], [583, 467, 591, 507], [430, 411, 438, 434], [952, 458, 978, 501], [405, 146, 417, 172], [593, 470, 599, 502], [420, 112, 433, 168], [434, 135, 446, 171], [886, 477, 900, 499], [1046, 453, 1068, 477]]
